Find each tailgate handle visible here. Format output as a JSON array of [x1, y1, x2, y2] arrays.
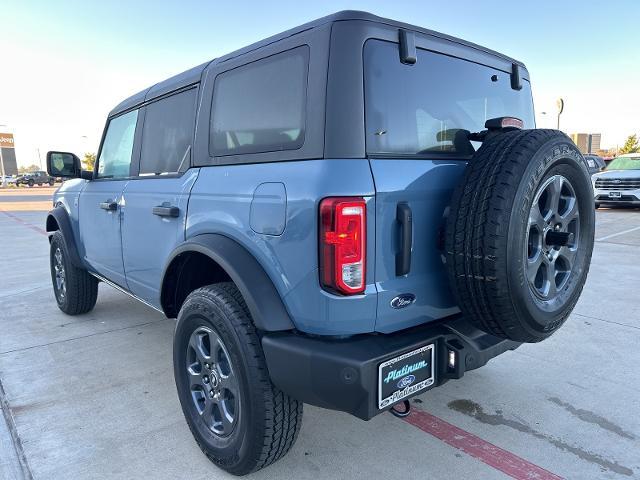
[[396, 203, 412, 276]]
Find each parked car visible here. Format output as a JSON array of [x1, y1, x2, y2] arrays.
[[43, 11, 595, 475], [584, 154, 606, 174], [593, 153, 640, 208], [15, 170, 55, 187], [1, 175, 17, 186]]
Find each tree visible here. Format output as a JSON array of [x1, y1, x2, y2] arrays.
[[83, 152, 96, 171], [18, 164, 40, 174], [619, 134, 640, 155]]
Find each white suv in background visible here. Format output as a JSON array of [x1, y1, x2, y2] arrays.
[[593, 153, 640, 208]]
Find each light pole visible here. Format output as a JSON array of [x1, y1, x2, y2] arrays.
[[0, 123, 7, 188], [0, 147, 5, 188], [556, 98, 564, 131]]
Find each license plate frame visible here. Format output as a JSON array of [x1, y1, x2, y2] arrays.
[[609, 191, 622, 198], [378, 344, 434, 410]]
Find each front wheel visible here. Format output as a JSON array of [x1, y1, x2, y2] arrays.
[[50, 231, 98, 315], [173, 283, 302, 475], [28, 179, 34, 187]]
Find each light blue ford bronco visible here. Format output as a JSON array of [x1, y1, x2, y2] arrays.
[[45, 11, 595, 475]]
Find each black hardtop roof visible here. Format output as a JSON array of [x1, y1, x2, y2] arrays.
[[109, 10, 526, 117]]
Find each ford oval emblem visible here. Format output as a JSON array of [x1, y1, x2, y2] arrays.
[[397, 374, 416, 389], [390, 294, 416, 309]]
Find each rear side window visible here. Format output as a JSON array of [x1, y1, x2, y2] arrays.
[[210, 46, 309, 157], [364, 40, 535, 156], [139, 88, 197, 175], [97, 109, 139, 179]]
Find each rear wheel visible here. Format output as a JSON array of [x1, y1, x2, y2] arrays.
[[49, 231, 98, 315], [49, 180, 55, 186], [174, 283, 302, 475], [446, 129, 595, 342]]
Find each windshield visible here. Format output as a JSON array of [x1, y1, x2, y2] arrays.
[[364, 40, 535, 157], [606, 157, 640, 170]]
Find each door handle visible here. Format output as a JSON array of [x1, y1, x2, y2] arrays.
[[396, 203, 412, 276], [152, 203, 180, 218], [99, 201, 118, 211]]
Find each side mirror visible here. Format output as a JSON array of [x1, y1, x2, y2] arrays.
[[46, 151, 81, 178]]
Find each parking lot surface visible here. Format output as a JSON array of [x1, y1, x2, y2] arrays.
[[1, 188, 639, 480]]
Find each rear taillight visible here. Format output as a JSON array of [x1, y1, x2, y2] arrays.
[[319, 197, 366, 295]]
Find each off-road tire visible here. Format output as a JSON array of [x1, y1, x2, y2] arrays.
[[49, 230, 98, 315], [174, 283, 303, 475], [445, 129, 595, 342]]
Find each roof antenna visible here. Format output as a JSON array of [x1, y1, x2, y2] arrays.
[[399, 30, 416, 65], [510, 63, 522, 91]]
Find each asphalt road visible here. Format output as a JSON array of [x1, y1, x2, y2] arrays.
[[1, 189, 639, 480]]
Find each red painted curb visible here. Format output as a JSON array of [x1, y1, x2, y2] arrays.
[[403, 408, 563, 480]]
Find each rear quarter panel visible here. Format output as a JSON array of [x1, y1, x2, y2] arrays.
[[186, 159, 378, 335]]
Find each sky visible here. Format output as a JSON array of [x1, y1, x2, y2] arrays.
[[1, 0, 639, 167]]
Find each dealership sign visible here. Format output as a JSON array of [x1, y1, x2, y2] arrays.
[[0, 133, 15, 149]]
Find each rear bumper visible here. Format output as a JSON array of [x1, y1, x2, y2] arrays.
[[262, 316, 520, 420]]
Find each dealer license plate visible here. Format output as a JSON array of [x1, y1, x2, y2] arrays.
[[378, 344, 434, 409]]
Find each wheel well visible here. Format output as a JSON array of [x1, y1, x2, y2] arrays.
[[46, 215, 59, 232], [161, 251, 231, 318], [46, 215, 59, 243]]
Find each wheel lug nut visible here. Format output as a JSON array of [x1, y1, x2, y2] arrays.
[[204, 363, 210, 369], [203, 376, 209, 384], [209, 390, 214, 398]]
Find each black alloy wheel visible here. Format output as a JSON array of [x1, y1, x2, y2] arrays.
[[53, 247, 67, 303], [186, 326, 239, 437], [526, 175, 580, 300]]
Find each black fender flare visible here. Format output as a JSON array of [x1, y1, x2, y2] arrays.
[[46, 206, 84, 268], [161, 234, 295, 332]]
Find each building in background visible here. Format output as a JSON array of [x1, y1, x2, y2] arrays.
[[570, 133, 601, 154], [0, 132, 19, 176]]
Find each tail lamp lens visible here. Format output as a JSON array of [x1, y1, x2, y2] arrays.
[[319, 197, 366, 294]]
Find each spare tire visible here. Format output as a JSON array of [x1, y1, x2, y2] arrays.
[[445, 129, 594, 343]]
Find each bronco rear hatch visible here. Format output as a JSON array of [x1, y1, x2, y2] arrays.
[[363, 38, 535, 333]]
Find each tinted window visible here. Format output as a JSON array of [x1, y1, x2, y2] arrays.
[[210, 46, 309, 157], [364, 40, 535, 156], [97, 110, 138, 178], [140, 88, 197, 175]]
